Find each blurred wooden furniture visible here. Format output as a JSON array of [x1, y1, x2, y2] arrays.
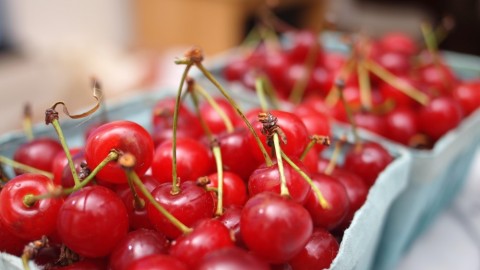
[[133, 0, 326, 56]]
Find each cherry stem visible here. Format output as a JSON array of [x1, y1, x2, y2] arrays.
[[365, 60, 429, 105], [324, 136, 346, 175], [288, 40, 319, 104], [211, 141, 225, 216], [194, 83, 234, 133], [272, 133, 289, 197], [23, 103, 34, 141], [255, 78, 270, 112], [121, 155, 192, 235], [127, 171, 145, 210], [421, 22, 438, 56], [22, 236, 49, 270], [194, 61, 273, 166], [325, 57, 356, 107], [357, 57, 372, 111], [187, 79, 214, 141], [299, 135, 331, 161], [171, 63, 194, 195], [23, 151, 119, 206], [261, 76, 281, 109], [281, 151, 330, 209], [0, 155, 53, 179], [337, 79, 362, 151], [49, 118, 81, 186]]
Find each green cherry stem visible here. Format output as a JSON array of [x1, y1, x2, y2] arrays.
[[171, 62, 194, 195], [194, 83, 234, 133], [187, 79, 214, 141], [120, 154, 192, 235], [193, 61, 273, 166], [255, 77, 270, 112], [273, 133, 289, 198], [324, 136, 346, 175], [357, 57, 372, 111], [0, 155, 53, 179], [211, 140, 224, 216], [281, 151, 330, 209], [23, 103, 34, 141], [337, 79, 362, 151], [299, 135, 331, 161]]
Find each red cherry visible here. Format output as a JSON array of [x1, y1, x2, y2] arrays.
[[147, 181, 214, 239], [207, 171, 247, 207], [289, 227, 339, 270], [169, 219, 234, 268], [373, 51, 410, 76], [85, 120, 154, 184], [126, 254, 188, 270], [223, 58, 250, 82], [0, 217, 28, 256], [302, 147, 320, 174], [262, 51, 292, 85], [217, 129, 260, 181], [294, 105, 331, 147], [452, 80, 480, 116], [378, 32, 418, 56], [304, 173, 350, 230], [378, 77, 417, 108], [57, 185, 129, 258], [343, 142, 392, 186], [199, 98, 241, 135], [384, 107, 419, 145], [196, 246, 270, 270], [109, 229, 170, 270], [217, 205, 244, 247], [52, 147, 82, 186], [417, 62, 457, 95], [353, 112, 387, 137], [13, 137, 63, 175], [0, 174, 63, 240], [151, 137, 213, 183], [288, 30, 322, 63], [418, 96, 463, 141], [248, 159, 312, 205], [241, 192, 313, 264], [59, 151, 89, 188]]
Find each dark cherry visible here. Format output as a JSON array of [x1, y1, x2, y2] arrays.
[[126, 254, 188, 270], [0, 174, 63, 240], [85, 120, 154, 184], [13, 137, 63, 175], [151, 137, 213, 183], [241, 192, 313, 264], [57, 185, 129, 258], [54, 259, 108, 270], [304, 173, 350, 230], [196, 246, 270, 270], [343, 142, 393, 187], [109, 229, 170, 270], [147, 181, 214, 239], [289, 227, 340, 270], [169, 219, 234, 268]]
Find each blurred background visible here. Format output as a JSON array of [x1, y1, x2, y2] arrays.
[[1, 0, 480, 134], [0, 1, 479, 269]]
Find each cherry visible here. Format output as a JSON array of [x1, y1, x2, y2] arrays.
[[126, 254, 188, 270], [151, 137, 213, 183], [262, 50, 292, 86], [418, 96, 463, 141], [373, 51, 410, 76], [332, 169, 368, 231], [57, 185, 129, 258], [85, 120, 154, 184], [0, 217, 28, 256], [322, 52, 347, 72], [417, 61, 457, 95], [289, 227, 340, 270], [196, 246, 270, 270], [223, 58, 250, 82], [147, 181, 214, 239], [199, 98, 241, 135], [116, 174, 161, 230], [52, 147, 82, 186], [248, 159, 312, 205], [304, 173, 350, 230], [109, 229, 170, 270], [287, 30, 322, 63], [384, 107, 419, 145], [302, 147, 320, 174], [169, 218, 234, 268], [217, 205, 244, 247], [247, 110, 309, 162], [0, 174, 63, 240], [378, 77, 417, 108], [240, 192, 313, 264], [452, 80, 480, 116], [13, 137, 63, 174], [59, 151, 89, 188], [207, 171, 247, 207], [353, 111, 387, 137], [343, 142, 392, 187], [216, 128, 260, 181], [378, 32, 418, 56], [294, 105, 331, 146]]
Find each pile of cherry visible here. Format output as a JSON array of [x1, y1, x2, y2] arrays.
[[0, 55, 394, 270], [223, 30, 480, 148]]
